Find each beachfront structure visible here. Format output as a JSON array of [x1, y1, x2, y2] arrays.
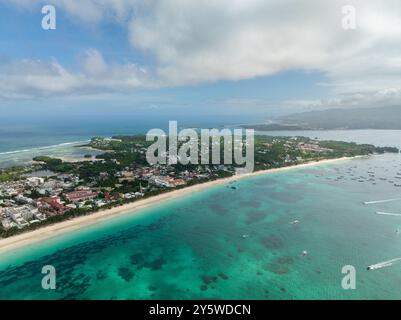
[[64, 190, 99, 203], [118, 170, 136, 183], [1, 217, 17, 230], [1, 205, 45, 229], [15, 194, 35, 205], [37, 197, 68, 216], [149, 176, 171, 188], [37, 179, 66, 196], [298, 143, 333, 153], [0, 181, 24, 197]]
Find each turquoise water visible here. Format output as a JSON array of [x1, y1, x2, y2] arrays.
[[2, 154, 401, 299], [0, 141, 106, 168]]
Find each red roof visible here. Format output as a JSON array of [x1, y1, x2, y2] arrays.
[[65, 190, 98, 201], [38, 197, 67, 211]]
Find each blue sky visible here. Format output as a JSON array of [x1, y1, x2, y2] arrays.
[[0, 2, 149, 68], [1, 0, 400, 120]]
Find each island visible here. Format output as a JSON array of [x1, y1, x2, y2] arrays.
[[0, 135, 398, 239]]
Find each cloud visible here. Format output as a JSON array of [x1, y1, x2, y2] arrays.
[[3, 0, 401, 109], [127, 0, 401, 106], [0, 49, 151, 98], [81, 49, 108, 76]]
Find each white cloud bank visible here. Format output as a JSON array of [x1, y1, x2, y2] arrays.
[[0, 49, 151, 98], [3, 0, 401, 108]]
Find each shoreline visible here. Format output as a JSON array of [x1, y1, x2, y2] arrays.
[[0, 156, 363, 255]]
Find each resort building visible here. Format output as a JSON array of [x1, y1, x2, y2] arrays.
[[37, 197, 68, 216], [298, 143, 333, 153], [64, 190, 99, 203], [1, 205, 45, 229]]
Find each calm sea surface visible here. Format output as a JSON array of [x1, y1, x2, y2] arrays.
[[1, 130, 401, 299]]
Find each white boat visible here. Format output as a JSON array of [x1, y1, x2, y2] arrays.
[[364, 198, 401, 205], [367, 258, 401, 271], [376, 211, 401, 217]]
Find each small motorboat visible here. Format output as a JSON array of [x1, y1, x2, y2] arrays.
[[367, 258, 401, 271]]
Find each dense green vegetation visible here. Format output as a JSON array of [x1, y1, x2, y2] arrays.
[[0, 169, 22, 182], [0, 166, 36, 182], [318, 141, 398, 157]]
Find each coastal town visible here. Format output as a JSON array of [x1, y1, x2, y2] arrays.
[[0, 135, 397, 237]]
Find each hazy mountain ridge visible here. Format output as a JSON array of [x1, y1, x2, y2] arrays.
[[243, 106, 401, 130]]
